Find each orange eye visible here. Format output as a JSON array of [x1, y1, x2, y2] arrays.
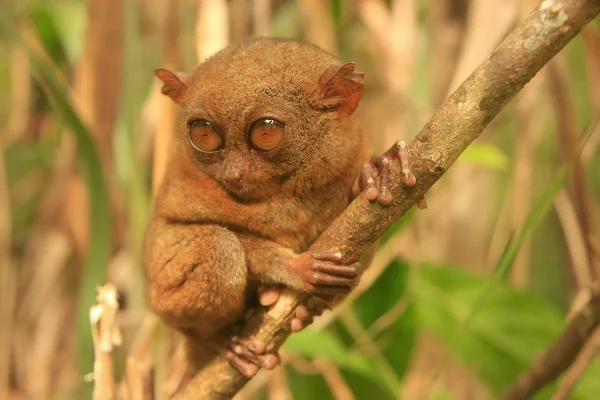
[[188, 120, 223, 152], [249, 119, 285, 151]]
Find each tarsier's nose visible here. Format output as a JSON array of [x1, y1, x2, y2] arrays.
[[223, 164, 245, 187]]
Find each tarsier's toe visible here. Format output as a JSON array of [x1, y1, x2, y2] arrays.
[[378, 190, 393, 205], [291, 304, 314, 332], [258, 287, 280, 306], [223, 349, 260, 378], [220, 336, 280, 376], [400, 173, 417, 187]]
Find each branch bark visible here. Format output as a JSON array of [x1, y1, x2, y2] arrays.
[[174, 0, 600, 398]]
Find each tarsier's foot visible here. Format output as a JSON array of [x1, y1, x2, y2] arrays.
[[218, 336, 279, 378], [360, 140, 427, 209], [259, 287, 327, 332]]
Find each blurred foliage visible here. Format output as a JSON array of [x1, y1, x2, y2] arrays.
[[1, 0, 600, 399]]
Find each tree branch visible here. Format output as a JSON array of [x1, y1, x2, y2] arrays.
[[174, 1, 600, 398]]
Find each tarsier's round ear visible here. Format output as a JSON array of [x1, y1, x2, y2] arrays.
[[155, 69, 192, 106], [317, 63, 365, 118]]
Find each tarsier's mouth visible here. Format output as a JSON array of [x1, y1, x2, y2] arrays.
[[221, 179, 279, 202]]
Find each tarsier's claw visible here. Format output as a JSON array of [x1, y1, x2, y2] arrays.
[[219, 336, 280, 377], [360, 139, 423, 207]]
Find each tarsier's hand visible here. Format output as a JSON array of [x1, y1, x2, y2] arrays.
[[360, 140, 427, 209], [287, 251, 361, 297]]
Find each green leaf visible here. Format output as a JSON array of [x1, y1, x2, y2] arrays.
[[414, 263, 600, 398], [430, 161, 568, 385], [5, 138, 56, 184], [351, 258, 416, 379], [284, 365, 333, 400], [284, 329, 393, 394], [494, 166, 569, 280], [458, 142, 509, 170]]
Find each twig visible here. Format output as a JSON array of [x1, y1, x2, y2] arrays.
[[313, 359, 356, 400], [0, 129, 14, 400], [501, 280, 600, 399], [547, 59, 599, 284], [175, 1, 600, 398], [90, 283, 122, 400], [551, 327, 600, 400]]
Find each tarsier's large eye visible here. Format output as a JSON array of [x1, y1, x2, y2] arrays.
[[249, 119, 285, 151], [188, 120, 223, 152]]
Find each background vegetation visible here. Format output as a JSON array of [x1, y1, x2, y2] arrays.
[[1, 0, 600, 399]]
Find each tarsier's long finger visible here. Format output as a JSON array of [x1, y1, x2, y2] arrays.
[[311, 272, 359, 288], [314, 285, 353, 295], [312, 252, 343, 263], [360, 162, 380, 201], [370, 154, 392, 205], [312, 260, 359, 277], [395, 140, 417, 187]]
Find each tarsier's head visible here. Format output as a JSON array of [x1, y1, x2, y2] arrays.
[[156, 38, 365, 201]]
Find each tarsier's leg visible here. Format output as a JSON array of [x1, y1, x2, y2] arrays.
[[143, 220, 280, 377], [360, 140, 427, 208], [143, 220, 247, 332]]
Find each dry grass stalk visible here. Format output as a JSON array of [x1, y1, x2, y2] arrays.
[[13, 231, 72, 396], [0, 134, 14, 400], [153, 0, 182, 194], [547, 58, 599, 286], [555, 190, 594, 287], [583, 25, 600, 113], [123, 314, 159, 400], [509, 77, 544, 286], [358, 0, 416, 147], [266, 368, 292, 400], [66, 0, 125, 257], [296, 0, 337, 52], [90, 283, 122, 400], [313, 359, 356, 400], [195, 0, 229, 62], [252, 0, 271, 37], [6, 44, 31, 145], [430, 0, 469, 106], [446, 0, 518, 96]]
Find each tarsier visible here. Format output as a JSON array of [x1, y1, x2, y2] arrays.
[[143, 38, 419, 379]]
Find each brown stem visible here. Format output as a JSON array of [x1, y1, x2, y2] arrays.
[[501, 280, 600, 399], [174, 1, 600, 398], [551, 327, 600, 400]]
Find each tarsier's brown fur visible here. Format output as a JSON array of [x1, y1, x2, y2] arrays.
[[143, 38, 409, 378]]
